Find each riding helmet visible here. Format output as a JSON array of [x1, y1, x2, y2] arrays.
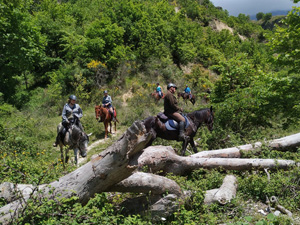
[[167, 83, 177, 90], [103, 90, 108, 94], [69, 95, 77, 100]]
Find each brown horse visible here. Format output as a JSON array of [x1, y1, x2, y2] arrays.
[[143, 106, 214, 156], [95, 105, 118, 139], [150, 92, 165, 102], [178, 92, 196, 105]]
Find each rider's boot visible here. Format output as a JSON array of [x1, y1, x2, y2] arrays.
[[178, 121, 189, 141], [53, 133, 60, 147], [53, 127, 66, 147], [111, 111, 116, 122]]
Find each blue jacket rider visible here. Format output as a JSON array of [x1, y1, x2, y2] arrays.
[[156, 82, 163, 98], [102, 90, 115, 121], [184, 85, 192, 99]]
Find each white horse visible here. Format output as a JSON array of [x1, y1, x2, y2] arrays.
[[56, 123, 91, 167]]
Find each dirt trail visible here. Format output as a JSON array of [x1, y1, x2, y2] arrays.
[[77, 130, 120, 165]]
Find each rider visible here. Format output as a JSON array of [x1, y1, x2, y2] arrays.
[[156, 82, 163, 98], [53, 95, 83, 147], [184, 84, 192, 99], [102, 90, 115, 121], [164, 83, 188, 141]]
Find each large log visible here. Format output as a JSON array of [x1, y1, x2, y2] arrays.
[[1, 125, 300, 223], [0, 121, 153, 224], [136, 146, 298, 175], [110, 172, 182, 196], [193, 132, 300, 158]]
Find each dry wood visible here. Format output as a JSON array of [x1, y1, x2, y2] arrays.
[[110, 172, 182, 196], [0, 121, 153, 224], [1, 122, 300, 224], [136, 146, 298, 175], [192, 132, 300, 158], [204, 175, 237, 205]]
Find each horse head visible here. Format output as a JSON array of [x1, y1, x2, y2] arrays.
[[78, 131, 91, 157], [192, 106, 214, 131], [95, 105, 105, 121], [95, 105, 100, 120], [205, 106, 214, 131]]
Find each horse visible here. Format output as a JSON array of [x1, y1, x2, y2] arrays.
[[143, 106, 214, 156], [56, 123, 90, 167], [95, 105, 118, 139], [150, 92, 165, 102], [178, 92, 196, 105]]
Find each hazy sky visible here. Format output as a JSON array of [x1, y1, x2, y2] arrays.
[[210, 0, 300, 16]]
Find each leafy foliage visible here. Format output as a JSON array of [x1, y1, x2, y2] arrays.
[[268, 7, 300, 73], [1, 0, 300, 224]]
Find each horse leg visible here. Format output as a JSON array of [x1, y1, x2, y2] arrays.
[[104, 122, 108, 139], [65, 147, 69, 163], [73, 148, 78, 166], [114, 121, 117, 133], [59, 145, 65, 168], [189, 137, 198, 153], [181, 139, 189, 156], [109, 121, 112, 134]]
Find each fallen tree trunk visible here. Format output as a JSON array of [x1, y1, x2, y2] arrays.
[[268, 132, 300, 150], [204, 175, 237, 205], [193, 132, 300, 158], [136, 146, 298, 175], [0, 121, 153, 224], [109, 172, 182, 196], [1, 123, 300, 223], [192, 142, 263, 158]]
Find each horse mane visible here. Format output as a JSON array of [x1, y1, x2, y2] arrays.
[[70, 124, 82, 140], [187, 108, 210, 121]]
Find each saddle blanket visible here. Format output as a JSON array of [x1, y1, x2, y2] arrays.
[[165, 115, 190, 131]]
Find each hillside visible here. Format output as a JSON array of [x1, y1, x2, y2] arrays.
[[1, 0, 300, 224]]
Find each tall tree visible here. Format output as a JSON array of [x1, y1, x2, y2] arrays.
[[0, 0, 45, 105], [268, 7, 300, 73]]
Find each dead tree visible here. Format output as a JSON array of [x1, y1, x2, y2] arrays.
[[1, 120, 300, 224]]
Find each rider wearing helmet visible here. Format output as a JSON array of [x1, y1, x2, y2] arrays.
[[53, 95, 84, 147], [156, 82, 163, 98], [164, 83, 188, 141], [102, 90, 115, 121]]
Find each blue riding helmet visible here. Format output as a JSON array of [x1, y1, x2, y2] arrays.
[[103, 90, 108, 94], [69, 95, 77, 100], [167, 83, 177, 90]]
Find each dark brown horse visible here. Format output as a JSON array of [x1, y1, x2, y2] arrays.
[[178, 92, 196, 105], [95, 105, 118, 139], [143, 106, 214, 156], [150, 92, 165, 102]]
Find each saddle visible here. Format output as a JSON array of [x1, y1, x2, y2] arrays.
[[157, 112, 190, 131]]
